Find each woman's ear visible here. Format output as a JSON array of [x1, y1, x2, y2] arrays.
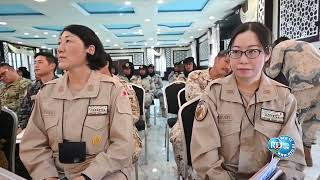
[[87, 45, 96, 55], [264, 47, 272, 63]]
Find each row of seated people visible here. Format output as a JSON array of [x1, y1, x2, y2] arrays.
[[1, 22, 320, 179]]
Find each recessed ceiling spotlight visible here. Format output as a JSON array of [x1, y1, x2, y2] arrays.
[[114, 44, 119, 46], [41, 46, 46, 48], [120, 47, 124, 49], [144, 42, 148, 46], [133, 42, 137, 45], [144, 18, 151, 22], [106, 39, 111, 42], [157, 32, 160, 34], [43, 32, 48, 35], [190, 36, 194, 39], [157, 28, 161, 31], [148, 37, 154, 41], [122, 32, 127, 35], [119, 13, 123, 16], [0, 22, 7, 25], [157, 0, 164, 4], [24, 32, 30, 35], [124, 1, 132, 6], [52, 34, 57, 38], [179, 45, 182, 47], [209, 16, 215, 20], [198, 28, 203, 31], [34, 0, 47, 2], [34, 35, 39, 38], [151, 46, 154, 48], [156, 42, 160, 45], [18, 42, 23, 44]]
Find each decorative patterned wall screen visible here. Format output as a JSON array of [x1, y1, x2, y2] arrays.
[[173, 50, 188, 63], [165, 48, 171, 67], [258, 0, 265, 24], [146, 48, 153, 65], [279, 0, 319, 41], [199, 39, 209, 61], [110, 52, 144, 65], [187, 49, 192, 57]]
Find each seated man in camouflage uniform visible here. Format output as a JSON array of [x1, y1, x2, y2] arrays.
[[265, 38, 320, 167], [18, 52, 58, 131], [119, 62, 138, 83], [147, 64, 166, 117], [136, 65, 155, 127], [170, 51, 231, 177], [0, 63, 31, 114], [168, 61, 186, 83]]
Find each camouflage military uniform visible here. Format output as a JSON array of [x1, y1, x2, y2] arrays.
[[150, 74, 165, 112], [0, 77, 31, 114], [265, 40, 320, 146], [118, 75, 138, 83], [170, 69, 212, 177], [115, 76, 140, 124], [18, 77, 58, 129], [168, 71, 186, 83], [135, 76, 155, 125]]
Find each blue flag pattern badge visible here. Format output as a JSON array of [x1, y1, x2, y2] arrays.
[[267, 135, 296, 158]]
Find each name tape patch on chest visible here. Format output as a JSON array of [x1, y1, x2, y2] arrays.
[[261, 108, 284, 123], [87, 105, 108, 116]]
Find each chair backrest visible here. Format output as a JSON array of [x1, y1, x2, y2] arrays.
[[178, 88, 186, 108], [164, 81, 185, 115], [0, 107, 18, 172], [131, 84, 146, 131], [178, 96, 200, 169], [131, 84, 145, 116]]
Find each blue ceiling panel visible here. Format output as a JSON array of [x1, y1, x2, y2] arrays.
[[115, 32, 144, 37], [158, 31, 185, 36], [0, 27, 16, 33], [33, 26, 64, 31], [158, 0, 209, 12], [15, 36, 46, 40], [78, 2, 134, 14], [0, 4, 43, 16], [158, 22, 192, 28], [104, 24, 141, 30]]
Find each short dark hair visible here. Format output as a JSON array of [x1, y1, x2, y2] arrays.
[[61, 24, 107, 70], [217, 50, 229, 57], [34, 52, 58, 71], [100, 51, 113, 73], [272, 36, 290, 48], [228, 22, 272, 54], [17, 67, 30, 79], [0, 63, 13, 69]]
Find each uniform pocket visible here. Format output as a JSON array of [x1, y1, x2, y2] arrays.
[[44, 117, 59, 150], [217, 121, 241, 136], [254, 120, 282, 138], [83, 115, 108, 154]]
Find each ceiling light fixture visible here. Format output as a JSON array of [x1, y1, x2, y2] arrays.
[[34, 35, 39, 38], [148, 37, 154, 41], [190, 36, 194, 39], [24, 33, 30, 35], [157, 0, 164, 4], [198, 28, 203, 31], [120, 47, 124, 49], [34, 0, 47, 2], [144, 18, 151, 22], [209, 16, 215, 20], [144, 42, 148, 46], [124, 1, 132, 6], [43, 32, 48, 35], [41, 46, 46, 49], [156, 42, 160, 45], [52, 34, 57, 38], [18, 42, 23, 44], [106, 39, 111, 42], [122, 32, 127, 35], [0, 22, 7, 25], [114, 44, 119, 46]]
